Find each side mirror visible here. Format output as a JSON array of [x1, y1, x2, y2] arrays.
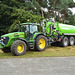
[[16, 24, 19, 27], [16, 24, 20, 32]]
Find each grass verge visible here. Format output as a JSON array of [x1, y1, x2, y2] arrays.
[[0, 46, 75, 59]]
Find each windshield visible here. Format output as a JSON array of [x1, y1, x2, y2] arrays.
[[30, 25, 38, 34]]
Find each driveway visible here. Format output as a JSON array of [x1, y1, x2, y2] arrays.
[[0, 57, 75, 75]]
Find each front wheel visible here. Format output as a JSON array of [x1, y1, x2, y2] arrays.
[[11, 40, 27, 56], [35, 35, 47, 51]]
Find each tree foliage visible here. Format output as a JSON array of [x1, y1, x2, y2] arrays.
[[9, 8, 44, 32], [0, 0, 43, 35], [0, 0, 75, 36]]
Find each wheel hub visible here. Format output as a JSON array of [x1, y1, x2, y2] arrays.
[[38, 38, 46, 49], [17, 44, 24, 53]]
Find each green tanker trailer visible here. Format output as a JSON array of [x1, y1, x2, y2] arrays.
[[0, 21, 75, 56], [45, 22, 75, 47]]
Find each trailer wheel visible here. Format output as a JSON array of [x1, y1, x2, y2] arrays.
[[60, 37, 69, 47], [2, 47, 10, 53], [69, 37, 74, 46], [11, 40, 27, 56], [35, 35, 47, 51]]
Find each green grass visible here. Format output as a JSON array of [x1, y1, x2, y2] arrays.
[[0, 46, 75, 58]]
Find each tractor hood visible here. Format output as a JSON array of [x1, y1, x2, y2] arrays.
[[0, 32, 25, 48], [1, 32, 25, 38]]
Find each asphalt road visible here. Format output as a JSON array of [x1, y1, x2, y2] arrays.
[[0, 57, 75, 75]]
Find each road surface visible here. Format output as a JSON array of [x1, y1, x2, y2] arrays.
[[0, 57, 75, 75]]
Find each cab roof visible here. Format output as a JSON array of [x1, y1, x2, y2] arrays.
[[19, 23, 40, 25]]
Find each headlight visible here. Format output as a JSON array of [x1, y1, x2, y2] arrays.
[[1, 37, 6, 41], [1, 37, 9, 45], [1, 39, 4, 41]]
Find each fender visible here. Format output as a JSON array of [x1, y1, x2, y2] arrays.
[[16, 38, 28, 46], [34, 33, 47, 40]]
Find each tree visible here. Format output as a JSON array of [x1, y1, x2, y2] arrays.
[[0, 0, 75, 36], [55, 0, 75, 23], [9, 8, 44, 32], [0, 0, 43, 35]]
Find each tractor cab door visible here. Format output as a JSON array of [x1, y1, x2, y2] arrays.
[[21, 25, 29, 40], [29, 25, 38, 38]]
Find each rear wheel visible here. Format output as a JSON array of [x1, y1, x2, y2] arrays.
[[2, 47, 10, 53], [11, 40, 27, 56], [69, 37, 74, 46], [60, 37, 69, 47], [35, 35, 47, 51]]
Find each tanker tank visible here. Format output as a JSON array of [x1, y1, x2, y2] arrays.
[[58, 24, 75, 34]]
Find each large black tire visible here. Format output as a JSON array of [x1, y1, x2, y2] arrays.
[[69, 37, 74, 46], [2, 47, 10, 53], [60, 37, 69, 47], [11, 40, 27, 56], [35, 35, 47, 51]]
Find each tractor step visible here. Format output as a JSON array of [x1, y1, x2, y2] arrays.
[[28, 42, 34, 49]]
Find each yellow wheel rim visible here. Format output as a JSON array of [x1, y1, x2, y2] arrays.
[[17, 44, 24, 53], [38, 38, 46, 49]]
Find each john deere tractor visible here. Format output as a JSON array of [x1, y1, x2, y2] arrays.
[[0, 23, 47, 56]]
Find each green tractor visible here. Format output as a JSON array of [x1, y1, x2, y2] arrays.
[[0, 23, 48, 56]]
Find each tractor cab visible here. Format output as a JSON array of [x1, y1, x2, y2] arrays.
[[18, 23, 39, 39]]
